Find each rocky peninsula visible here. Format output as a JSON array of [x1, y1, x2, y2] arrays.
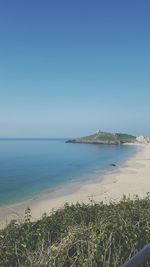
[[66, 130, 137, 145]]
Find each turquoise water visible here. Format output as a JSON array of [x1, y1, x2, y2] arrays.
[[0, 139, 137, 206]]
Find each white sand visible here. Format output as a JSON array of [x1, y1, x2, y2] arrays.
[[0, 143, 150, 228]]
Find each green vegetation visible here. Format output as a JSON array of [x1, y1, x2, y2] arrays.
[[0, 195, 150, 266], [67, 131, 136, 144], [115, 133, 137, 143], [81, 132, 117, 142]]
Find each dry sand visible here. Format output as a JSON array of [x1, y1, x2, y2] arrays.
[[0, 143, 150, 228]]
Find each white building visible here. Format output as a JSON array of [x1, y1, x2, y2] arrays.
[[136, 136, 147, 144]]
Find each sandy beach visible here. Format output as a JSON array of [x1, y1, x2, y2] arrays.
[[0, 143, 150, 228]]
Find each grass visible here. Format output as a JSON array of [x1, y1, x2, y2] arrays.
[[0, 195, 150, 266]]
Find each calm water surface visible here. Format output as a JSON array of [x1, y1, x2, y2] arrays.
[[0, 139, 137, 205]]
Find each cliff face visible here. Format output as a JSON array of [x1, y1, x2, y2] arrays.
[[66, 131, 137, 145]]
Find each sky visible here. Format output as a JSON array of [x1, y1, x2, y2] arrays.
[[0, 0, 150, 138]]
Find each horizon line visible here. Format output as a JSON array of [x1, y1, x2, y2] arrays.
[[0, 137, 68, 140]]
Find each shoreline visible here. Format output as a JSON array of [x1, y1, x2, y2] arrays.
[[0, 143, 149, 228]]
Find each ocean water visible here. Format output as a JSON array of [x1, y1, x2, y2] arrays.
[[0, 139, 137, 206]]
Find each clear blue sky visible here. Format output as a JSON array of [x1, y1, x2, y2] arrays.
[[0, 0, 150, 137]]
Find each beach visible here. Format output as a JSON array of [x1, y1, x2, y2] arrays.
[[0, 143, 150, 228]]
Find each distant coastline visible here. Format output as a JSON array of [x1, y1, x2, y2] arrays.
[[66, 130, 137, 145]]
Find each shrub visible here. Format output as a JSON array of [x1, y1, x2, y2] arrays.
[[0, 195, 150, 266]]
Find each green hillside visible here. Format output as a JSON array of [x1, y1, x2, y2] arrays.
[[116, 133, 137, 143], [67, 131, 136, 144]]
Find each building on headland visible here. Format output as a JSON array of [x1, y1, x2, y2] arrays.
[[136, 136, 150, 144], [96, 130, 101, 134]]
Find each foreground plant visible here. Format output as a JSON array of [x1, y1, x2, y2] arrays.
[[0, 194, 150, 266]]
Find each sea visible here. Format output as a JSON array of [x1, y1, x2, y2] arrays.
[[0, 139, 138, 206]]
